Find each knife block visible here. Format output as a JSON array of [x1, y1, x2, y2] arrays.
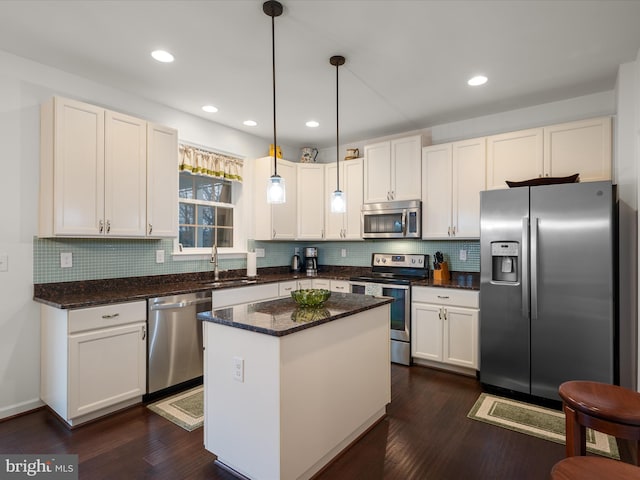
[[433, 262, 450, 282]]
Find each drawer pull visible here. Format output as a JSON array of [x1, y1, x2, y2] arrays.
[[437, 295, 450, 299], [101, 313, 120, 319]]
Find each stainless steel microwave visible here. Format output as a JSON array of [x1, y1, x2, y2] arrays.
[[361, 200, 421, 239]]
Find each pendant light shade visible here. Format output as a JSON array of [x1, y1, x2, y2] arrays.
[[330, 55, 346, 213], [264, 1, 286, 204]]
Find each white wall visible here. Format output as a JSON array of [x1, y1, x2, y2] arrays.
[[615, 61, 638, 390], [0, 49, 290, 419]]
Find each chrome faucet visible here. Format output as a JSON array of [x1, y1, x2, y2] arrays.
[[211, 243, 219, 281]]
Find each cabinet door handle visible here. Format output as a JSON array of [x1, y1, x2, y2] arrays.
[[438, 307, 443, 320], [273, 229, 276, 238], [106, 220, 111, 234], [447, 227, 451, 236], [148, 223, 153, 235], [99, 220, 104, 233], [443, 308, 448, 320], [452, 226, 456, 236], [101, 313, 120, 319], [142, 325, 146, 340]]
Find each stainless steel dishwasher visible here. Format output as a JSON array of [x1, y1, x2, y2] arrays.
[[147, 291, 211, 394]]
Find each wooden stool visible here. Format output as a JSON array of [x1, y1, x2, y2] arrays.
[[551, 456, 640, 480], [559, 380, 640, 464]]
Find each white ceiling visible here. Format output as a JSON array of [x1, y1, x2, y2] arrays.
[[1, 0, 640, 149]]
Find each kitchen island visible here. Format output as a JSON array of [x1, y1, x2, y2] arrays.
[[198, 292, 393, 480]]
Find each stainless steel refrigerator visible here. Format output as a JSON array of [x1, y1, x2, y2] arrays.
[[479, 181, 616, 401]]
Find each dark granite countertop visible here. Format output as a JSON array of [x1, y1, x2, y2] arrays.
[[197, 292, 393, 337], [33, 266, 479, 310]]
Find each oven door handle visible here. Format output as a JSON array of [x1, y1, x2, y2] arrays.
[[349, 281, 410, 292]]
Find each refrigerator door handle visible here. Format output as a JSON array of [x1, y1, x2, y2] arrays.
[[530, 217, 539, 320], [521, 217, 529, 319]]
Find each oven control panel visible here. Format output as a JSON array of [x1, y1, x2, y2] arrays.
[[372, 253, 427, 269]]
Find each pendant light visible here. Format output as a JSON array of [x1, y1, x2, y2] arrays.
[[330, 55, 346, 213], [264, 1, 286, 204]]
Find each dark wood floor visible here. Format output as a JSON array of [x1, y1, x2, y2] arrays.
[[0, 365, 626, 479]]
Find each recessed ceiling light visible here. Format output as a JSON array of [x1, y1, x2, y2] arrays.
[[306, 120, 320, 128], [243, 120, 257, 127], [202, 105, 218, 113], [151, 50, 174, 63], [468, 75, 488, 86]]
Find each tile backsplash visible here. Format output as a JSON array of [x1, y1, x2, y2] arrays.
[[34, 237, 479, 284]]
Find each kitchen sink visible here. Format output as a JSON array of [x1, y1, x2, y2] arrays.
[[198, 278, 257, 288]]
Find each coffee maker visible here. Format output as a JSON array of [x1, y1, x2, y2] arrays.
[[304, 247, 318, 277]]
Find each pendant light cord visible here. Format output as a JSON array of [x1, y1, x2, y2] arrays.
[[271, 10, 278, 177], [330, 55, 345, 190], [335, 59, 340, 190]]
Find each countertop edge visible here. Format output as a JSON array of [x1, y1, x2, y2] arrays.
[[198, 295, 394, 337], [33, 269, 479, 309]]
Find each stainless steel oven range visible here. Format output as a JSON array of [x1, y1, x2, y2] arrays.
[[350, 253, 429, 365]]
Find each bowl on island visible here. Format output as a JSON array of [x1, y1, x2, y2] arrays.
[[291, 288, 331, 308]]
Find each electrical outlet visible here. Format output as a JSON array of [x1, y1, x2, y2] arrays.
[[60, 252, 73, 268], [233, 356, 244, 382], [341, 248, 347, 258], [255, 248, 265, 258], [459, 249, 467, 261], [0, 254, 7, 272], [156, 250, 165, 263], [294, 247, 300, 255]]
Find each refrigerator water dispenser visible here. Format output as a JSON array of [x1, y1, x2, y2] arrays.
[[491, 242, 518, 283]]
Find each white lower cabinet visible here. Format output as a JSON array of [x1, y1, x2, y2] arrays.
[[213, 283, 279, 307], [279, 281, 299, 297], [40, 301, 147, 426], [411, 287, 479, 371], [329, 280, 350, 293]]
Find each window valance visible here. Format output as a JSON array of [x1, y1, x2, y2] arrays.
[[179, 144, 243, 183]]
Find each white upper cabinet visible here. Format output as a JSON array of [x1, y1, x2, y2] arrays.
[[452, 138, 486, 238], [40, 97, 105, 236], [543, 116, 612, 181], [486, 128, 543, 190], [486, 116, 611, 190], [104, 110, 147, 237], [364, 135, 422, 203], [254, 156, 297, 240], [325, 159, 363, 240], [422, 137, 485, 239], [297, 163, 325, 240], [422, 144, 453, 238], [39, 96, 178, 238], [146, 123, 178, 237]]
